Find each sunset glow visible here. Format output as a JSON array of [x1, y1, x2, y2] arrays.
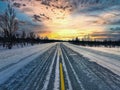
[[4, 0, 120, 40]]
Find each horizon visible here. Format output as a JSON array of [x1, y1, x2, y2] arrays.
[[0, 1, 120, 89]]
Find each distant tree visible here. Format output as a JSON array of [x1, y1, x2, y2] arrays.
[[29, 32, 36, 45], [44, 36, 49, 40], [21, 31, 26, 46], [29, 32, 36, 39], [0, 4, 18, 49], [75, 37, 79, 42], [21, 31, 26, 39]]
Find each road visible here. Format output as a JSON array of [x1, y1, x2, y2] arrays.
[[0, 43, 120, 90]]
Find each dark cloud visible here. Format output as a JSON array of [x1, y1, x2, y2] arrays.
[[109, 20, 120, 25], [91, 30, 120, 40], [18, 20, 45, 33]]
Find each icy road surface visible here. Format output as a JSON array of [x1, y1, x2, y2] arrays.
[[0, 43, 120, 90]]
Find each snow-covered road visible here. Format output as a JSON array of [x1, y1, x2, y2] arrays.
[[64, 43, 120, 76], [0, 43, 120, 90]]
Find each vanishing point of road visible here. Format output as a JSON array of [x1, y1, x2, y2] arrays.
[[0, 43, 120, 90]]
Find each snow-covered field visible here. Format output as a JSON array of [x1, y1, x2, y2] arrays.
[[82, 46, 120, 56], [64, 43, 120, 76]]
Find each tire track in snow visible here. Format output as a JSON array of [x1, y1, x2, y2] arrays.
[[53, 46, 60, 90], [27, 47, 57, 90], [0, 44, 55, 73], [62, 44, 120, 90], [41, 48, 57, 90], [23, 50, 54, 90], [0, 46, 56, 90], [61, 47, 85, 90], [65, 43, 120, 76]]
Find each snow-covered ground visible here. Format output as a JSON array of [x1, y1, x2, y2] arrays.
[[64, 43, 120, 76], [0, 43, 56, 84], [83, 46, 120, 56], [0, 43, 56, 69]]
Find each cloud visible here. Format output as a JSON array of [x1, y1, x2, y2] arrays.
[[91, 30, 120, 40], [1, 0, 119, 40], [109, 20, 120, 25], [22, 7, 33, 12]]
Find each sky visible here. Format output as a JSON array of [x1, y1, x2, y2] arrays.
[[0, 0, 120, 40]]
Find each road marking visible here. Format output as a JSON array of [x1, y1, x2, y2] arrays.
[[60, 48, 73, 90], [62, 48, 85, 90], [60, 63, 65, 90]]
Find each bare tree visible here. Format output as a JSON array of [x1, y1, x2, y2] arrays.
[[21, 31, 26, 46], [29, 32, 36, 45], [29, 32, 36, 39], [21, 31, 26, 39], [0, 4, 18, 49]]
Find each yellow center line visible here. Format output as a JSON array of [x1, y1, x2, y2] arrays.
[[60, 63, 65, 90]]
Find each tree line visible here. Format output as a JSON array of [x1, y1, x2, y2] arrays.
[[69, 37, 120, 47]]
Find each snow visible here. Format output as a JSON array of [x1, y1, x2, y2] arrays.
[[0, 43, 56, 84], [64, 43, 120, 76], [42, 47, 57, 90], [0, 43, 120, 89], [53, 46, 60, 90], [60, 47, 73, 90], [62, 47, 85, 90], [82, 46, 120, 56], [0, 43, 55, 70]]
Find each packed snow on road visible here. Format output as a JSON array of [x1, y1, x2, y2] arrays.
[[0, 43, 120, 90]]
